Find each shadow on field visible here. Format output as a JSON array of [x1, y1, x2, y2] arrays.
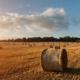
[[44, 68, 80, 75], [63, 67, 80, 74]]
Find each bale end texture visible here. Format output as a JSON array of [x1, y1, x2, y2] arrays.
[[41, 48, 68, 72]]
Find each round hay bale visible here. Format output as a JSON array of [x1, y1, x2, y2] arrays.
[[55, 46, 60, 50], [41, 48, 68, 72]]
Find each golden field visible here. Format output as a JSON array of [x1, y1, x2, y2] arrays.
[[0, 42, 80, 80]]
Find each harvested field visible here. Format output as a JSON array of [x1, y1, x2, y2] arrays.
[[0, 42, 80, 80]]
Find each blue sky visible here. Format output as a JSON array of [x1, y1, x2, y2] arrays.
[[0, 0, 80, 39]]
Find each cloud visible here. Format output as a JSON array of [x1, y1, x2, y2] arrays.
[[42, 8, 66, 16], [0, 8, 69, 38]]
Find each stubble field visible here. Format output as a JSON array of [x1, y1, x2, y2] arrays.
[[0, 42, 80, 80]]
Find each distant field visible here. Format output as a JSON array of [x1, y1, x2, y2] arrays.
[[0, 42, 80, 80]]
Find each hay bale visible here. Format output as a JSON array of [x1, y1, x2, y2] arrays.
[[55, 46, 60, 49], [41, 48, 68, 72]]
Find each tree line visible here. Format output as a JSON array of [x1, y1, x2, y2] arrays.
[[2, 36, 80, 42]]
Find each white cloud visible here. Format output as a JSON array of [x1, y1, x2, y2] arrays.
[[42, 8, 66, 17], [0, 8, 69, 39]]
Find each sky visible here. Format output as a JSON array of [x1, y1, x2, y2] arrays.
[[0, 0, 80, 39]]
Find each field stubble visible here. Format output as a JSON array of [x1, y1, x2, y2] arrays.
[[0, 42, 80, 80]]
